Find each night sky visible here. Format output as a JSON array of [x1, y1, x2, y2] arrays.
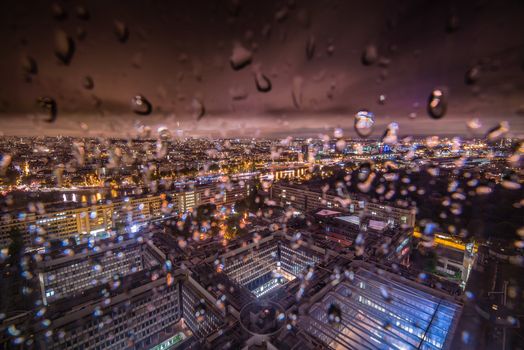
[[1, 0, 523, 138]]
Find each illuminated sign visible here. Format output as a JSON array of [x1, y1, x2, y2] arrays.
[[148, 332, 186, 350]]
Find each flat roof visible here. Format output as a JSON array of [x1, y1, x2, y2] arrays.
[[315, 209, 342, 217], [300, 263, 462, 350]]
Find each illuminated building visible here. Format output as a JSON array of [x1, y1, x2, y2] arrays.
[[221, 234, 325, 298], [37, 239, 164, 304], [0, 181, 252, 249], [272, 183, 416, 227], [14, 238, 226, 349], [299, 261, 462, 350]]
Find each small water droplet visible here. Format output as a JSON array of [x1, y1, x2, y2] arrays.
[[255, 72, 272, 92], [54, 30, 75, 65], [381, 122, 399, 145], [486, 121, 509, 141], [114, 20, 129, 43], [76, 5, 90, 20], [378, 94, 386, 105], [327, 303, 341, 325], [466, 118, 482, 131], [465, 66, 480, 85], [292, 76, 303, 109], [361, 44, 378, 66], [82, 76, 94, 90], [230, 43, 252, 70], [21, 55, 38, 76], [354, 109, 374, 137], [51, 3, 67, 20], [229, 86, 248, 100], [76, 27, 87, 41], [446, 14, 460, 33], [427, 88, 447, 119], [305, 35, 315, 60], [192, 98, 205, 120], [274, 7, 289, 22], [131, 95, 152, 115], [157, 126, 172, 141], [36, 97, 57, 123]]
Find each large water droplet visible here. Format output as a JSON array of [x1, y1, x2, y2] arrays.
[[292, 76, 303, 109], [354, 110, 374, 137], [254, 72, 272, 93], [486, 121, 509, 141], [465, 66, 480, 85], [131, 95, 152, 115], [114, 20, 129, 43], [427, 89, 447, 119], [21, 55, 38, 75], [54, 30, 75, 65], [305, 35, 315, 60], [83, 76, 94, 90], [192, 98, 206, 120], [36, 97, 57, 123], [230, 43, 252, 70], [361, 44, 378, 66]]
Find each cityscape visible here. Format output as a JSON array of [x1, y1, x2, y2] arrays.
[[0, 1, 523, 350]]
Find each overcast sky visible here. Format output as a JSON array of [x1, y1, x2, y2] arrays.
[[0, 0, 523, 139]]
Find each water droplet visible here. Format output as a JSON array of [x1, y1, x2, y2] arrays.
[[131, 52, 143, 69], [157, 126, 172, 141], [82, 76, 94, 90], [76, 5, 90, 20], [446, 14, 460, 33], [274, 7, 289, 22], [76, 27, 87, 41], [192, 98, 206, 120], [305, 35, 315, 60], [465, 66, 480, 85], [361, 44, 378, 66], [229, 86, 248, 100], [131, 95, 152, 115], [378, 94, 386, 105], [501, 180, 521, 190], [327, 303, 341, 324], [255, 72, 272, 92], [261, 24, 272, 38], [21, 55, 38, 75], [292, 76, 303, 109], [461, 331, 471, 344], [381, 122, 399, 145], [36, 97, 57, 123], [114, 20, 129, 43], [230, 43, 252, 70], [466, 118, 482, 131], [354, 110, 374, 137], [54, 30, 76, 65], [486, 121, 509, 141], [51, 3, 67, 20], [427, 88, 447, 119], [380, 285, 392, 302]]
